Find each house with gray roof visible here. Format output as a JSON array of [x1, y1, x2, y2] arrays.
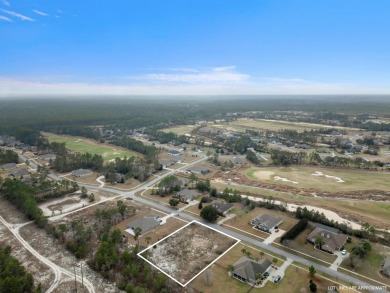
[[382, 256, 390, 276], [1, 163, 17, 170], [187, 166, 210, 175], [71, 169, 93, 177], [175, 189, 200, 203], [212, 202, 234, 215], [10, 169, 30, 178], [127, 214, 161, 236], [251, 214, 283, 233], [167, 150, 181, 156], [37, 154, 57, 161], [306, 224, 348, 253], [231, 257, 271, 285]]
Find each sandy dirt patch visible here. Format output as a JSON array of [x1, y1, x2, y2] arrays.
[[141, 222, 238, 285], [253, 170, 275, 180], [273, 176, 299, 184], [312, 171, 345, 183]]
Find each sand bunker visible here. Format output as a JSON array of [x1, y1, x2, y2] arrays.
[[312, 171, 344, 183], [273, 176, 298, 184], [253, 170, 275, 180]]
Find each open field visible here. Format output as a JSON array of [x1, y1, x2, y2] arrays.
[[140, 221, 239, 285], [162, 124, 196, 135], [246, 166, 390, 191], [43, 132, 135, 161], [230, 118, 357, 132], [211, 182, 390, 229]]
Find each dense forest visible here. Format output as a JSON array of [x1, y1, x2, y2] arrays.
[[0, 149, 19, 164]]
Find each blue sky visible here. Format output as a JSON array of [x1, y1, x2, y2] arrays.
[[1, 0, 390, 95]]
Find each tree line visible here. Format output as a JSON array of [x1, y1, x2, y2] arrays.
[[0, 149, 18, 164]]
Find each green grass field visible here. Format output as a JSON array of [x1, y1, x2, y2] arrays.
[[245, 166, 390, 191], [43, 132, 134, 161]]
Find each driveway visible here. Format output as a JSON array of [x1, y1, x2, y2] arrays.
[[330, 251, 350, 270], [263, 228, 285, 244]]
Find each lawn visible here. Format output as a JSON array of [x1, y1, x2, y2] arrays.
[[245, 166, 390, 191], [189, 242, 283, 293], [339, 236, 390, 287], [43, 132, 135, 161]]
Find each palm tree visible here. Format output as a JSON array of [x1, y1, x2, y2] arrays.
[[259, 251, 265, 259], [227, 264, 234, 274], [272, 258, 278, 267], [241, 248, 247, 255], [255, 273, 263, 284]]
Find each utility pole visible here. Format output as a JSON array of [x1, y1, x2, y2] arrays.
[[74, 265, 78, 293], [81, 263, 84, 288]]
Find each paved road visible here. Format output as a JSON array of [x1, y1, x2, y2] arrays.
[[17, 152, 389, 292]]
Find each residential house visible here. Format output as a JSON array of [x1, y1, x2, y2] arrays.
[[174, 189, 200, 203], [71, 169, 93, 177], [127, 214, 161, 236], [167, 150, 181, 156], [0, 163, 17, 170], [10, 169, 30, 178], [212, 202, 234, 215], [306, 224, 348, 253], [161, 159, 175, 168], [37, 154, 57, 161], [187, 166, 210, 175], [251, 214, 283, 233], [231, 257, 272, 285], [229, 157, 246, 165]]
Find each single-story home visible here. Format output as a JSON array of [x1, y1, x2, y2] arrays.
[[306, 224, 348, 253], [127, 214, 161, 236], [174, 189, 200, 203], [161, 159, 175, 168], [229, 157, 246, 165], [212, 202, 234, 215], [251, 214, 283, 233], [71, 169, 93, 177], [231, 257, 272, 285], [0, 163, 17, 170], [37, 154, 57, 161], [187, 166, 210, 175], [10, 169, 30, 178], [167, 150, 181, 156], [382, 256, 390, 276]]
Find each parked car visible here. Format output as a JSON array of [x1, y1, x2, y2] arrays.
[[274, 275, 282, 284], [341, 249, 347, 255], [264, 272, 269, 278]]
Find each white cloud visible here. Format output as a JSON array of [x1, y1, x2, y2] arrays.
[[1, 75, 389, 97], [1, 9, 34, 21], [0, 15, 12, 22], [139, 66, 249, 84], [2, 0, 10, 7], [33, 9, 48, 16]]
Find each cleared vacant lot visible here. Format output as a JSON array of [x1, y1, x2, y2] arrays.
[[231, 119, 340, 132], [161, 125, 196, 135], [139, 221, 239, 286], [246, 166, 390, 191], [43, 132, 134, 161]]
